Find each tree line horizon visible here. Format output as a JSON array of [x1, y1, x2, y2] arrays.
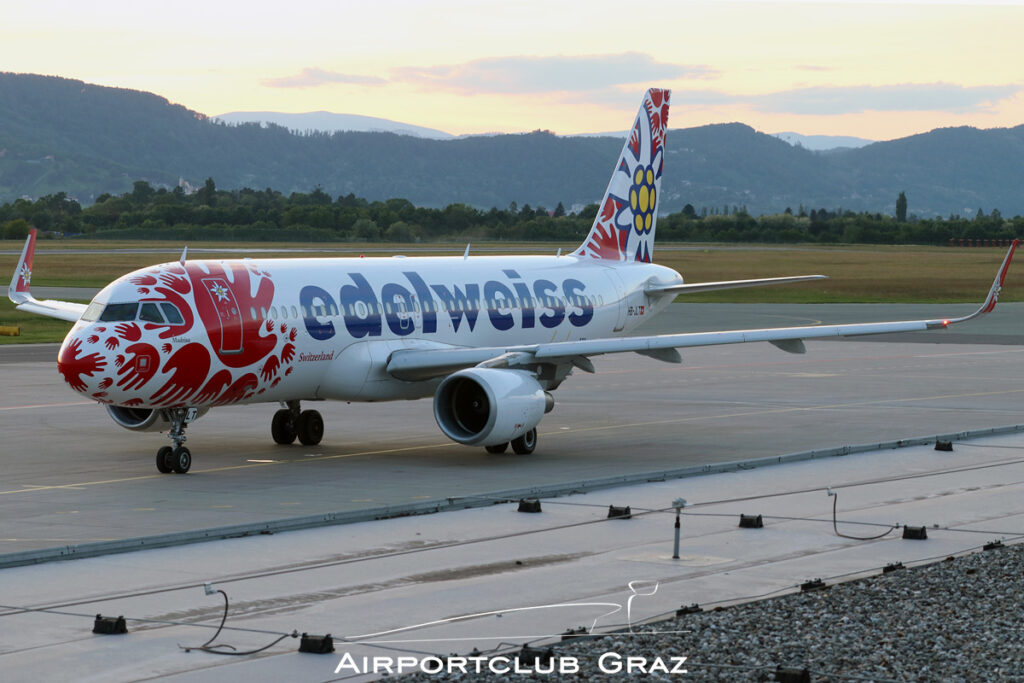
[[1, 179, 1020, 246]]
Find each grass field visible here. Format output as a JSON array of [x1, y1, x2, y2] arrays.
[[0, 240, 1019, 344]]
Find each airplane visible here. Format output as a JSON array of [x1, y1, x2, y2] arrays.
[[8, 89, 1018, 474]]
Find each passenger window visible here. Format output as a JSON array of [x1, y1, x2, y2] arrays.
[[291, 306, 298, 319], [98, 303, 139, 322], [271, 306, 279, 319], [139, 303, 164, 323], [160, 303, 184, 325]]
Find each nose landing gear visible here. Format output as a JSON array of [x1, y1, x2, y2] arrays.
[[154, 408, 197, 474]]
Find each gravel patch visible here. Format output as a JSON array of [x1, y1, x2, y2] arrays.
[[402, 543, 1024, 681]]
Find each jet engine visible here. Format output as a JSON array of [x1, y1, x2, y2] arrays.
[[106, 406, 207, 432], [433, 368, 552, 447]]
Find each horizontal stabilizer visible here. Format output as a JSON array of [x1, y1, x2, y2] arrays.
[[646, 275, 826, 296]]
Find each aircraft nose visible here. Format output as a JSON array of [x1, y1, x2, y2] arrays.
[[57, 328, 111, 399]]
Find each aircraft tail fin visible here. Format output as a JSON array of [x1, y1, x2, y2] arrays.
[[573, 88, 670, 263]]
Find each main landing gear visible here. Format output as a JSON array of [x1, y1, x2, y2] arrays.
[[484, 427, 538, 455], [155, 407, 198, 474], [271, 400, 324, 446]]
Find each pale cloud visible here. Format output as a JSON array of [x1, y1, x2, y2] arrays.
[[390, 53, 716, 94], [262, 68, 386, 89], [677, 83, 1023, 115]]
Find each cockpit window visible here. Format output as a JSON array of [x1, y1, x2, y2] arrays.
[[81, 301, 104, 322], [98, 303, 140, 322], [160, 303, 184, 325], [139, 303, 164, 323]]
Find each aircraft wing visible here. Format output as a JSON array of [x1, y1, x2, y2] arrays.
[[8, 229, 87, 323], [10, 298, 87, 323], [388, 240, 1017, 381]]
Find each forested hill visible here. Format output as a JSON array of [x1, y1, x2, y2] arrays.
[[2, 72, 1023, 217]]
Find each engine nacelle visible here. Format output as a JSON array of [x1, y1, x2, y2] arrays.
[[433, 368, 549, 447], [105, 406, 207, 432]]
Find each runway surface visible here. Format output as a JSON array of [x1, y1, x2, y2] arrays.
[[1, 304, 1021, 555]]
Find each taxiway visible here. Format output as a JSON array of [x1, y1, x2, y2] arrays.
[[1, 304, 1021, 555]]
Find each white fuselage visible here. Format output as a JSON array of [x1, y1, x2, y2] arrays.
[[59, 254, 681, 409]]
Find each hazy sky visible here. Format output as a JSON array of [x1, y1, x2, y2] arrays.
[[4, 0, 1023, 140]]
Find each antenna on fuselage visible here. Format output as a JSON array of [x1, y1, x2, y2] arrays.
[[556, 248, 562, 258], [179, 246, 188, 265], [463, 243, 470, 260]]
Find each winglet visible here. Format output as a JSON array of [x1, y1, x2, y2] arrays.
[[980, 239, 1018, 314], [934, 239, 1018, 328], [9, 228, 37, 304]]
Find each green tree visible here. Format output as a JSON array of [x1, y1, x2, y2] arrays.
[[352, 217, 380, 241], [3, 218, 30, 240], [197, 177, 217, 206], [895, 191, 907, 222]]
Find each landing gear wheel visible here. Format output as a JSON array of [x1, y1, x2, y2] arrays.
[[171, 446, 192, 474], [485, 442, 509, 454], [511, 428, 537, 455], [156, 446, 173, 473], [271, 409, 297, 444], [296, 410, 324, 446]]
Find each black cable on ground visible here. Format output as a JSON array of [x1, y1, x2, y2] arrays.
[[179, 588, 297, 656], [829, 490, 898, 540]]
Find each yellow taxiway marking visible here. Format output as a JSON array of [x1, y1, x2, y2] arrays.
[[133, 508, 155, 512], [210, 505, 233, 509], [0, 442, 446, 496], [546, 387, 1024, 437], [0, 401, 93, 412], [1, 538, 118, 543], [2, 385, 1022, 498]]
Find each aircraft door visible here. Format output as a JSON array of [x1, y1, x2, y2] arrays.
[[201, 277, 244, 354], [395, 298, 413, 333], [604, 270, 629, 332]]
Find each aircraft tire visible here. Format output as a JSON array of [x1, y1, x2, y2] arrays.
[[297, 410, 324, 446], [171, 446, 192, 474], [271, 409, 298, 445], [511, 428, 537, 455], [485, 442, 508, 454], [156, 446, 173, 473]]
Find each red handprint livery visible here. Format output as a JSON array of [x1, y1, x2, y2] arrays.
[[56, 259, 299, 409], [57, 337, 107, 393]]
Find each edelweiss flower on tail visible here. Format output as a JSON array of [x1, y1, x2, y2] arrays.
[[573, 88, 670, 263]]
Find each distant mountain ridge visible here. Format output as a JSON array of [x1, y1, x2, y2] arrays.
[[772, 132, 875, 150], [213, 111, 456, 139], [1, 73, 1023, 217]]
